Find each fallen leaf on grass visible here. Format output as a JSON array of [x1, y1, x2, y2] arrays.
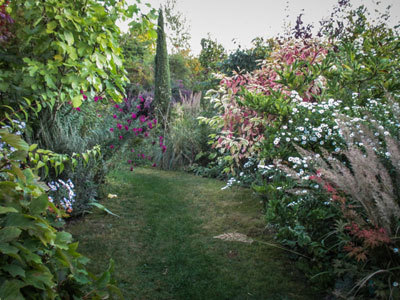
[[213, 232, 254, 244]]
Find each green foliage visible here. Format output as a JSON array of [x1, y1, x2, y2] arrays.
[[199, 35, 227, 74], [0, 129, 120, 299], [154, 8, 172, 124], [1, 0, 134, 115]]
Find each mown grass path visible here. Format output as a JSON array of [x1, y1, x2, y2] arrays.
[[68, 168, 320, 299]]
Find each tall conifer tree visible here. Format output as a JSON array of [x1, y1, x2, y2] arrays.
[[154, 8, 172, 124]]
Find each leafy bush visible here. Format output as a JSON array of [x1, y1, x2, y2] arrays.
[[0, 126, 121, 299]]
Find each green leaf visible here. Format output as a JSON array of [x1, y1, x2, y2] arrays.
[[72, 95, 82, 108], [64, 31, 74, 46], [88, 203, 120, 218], [82, 152, 89, 164], [0, 280, 25, 300], [0, 242, 19, 255], [0, 206, 18, 214], [55, 232, 72, 250], [0, 227, 22, 242], [29, 144, 38, 151], [25, 268, 55, 290], [0, 130, 29, 151], [46, 21, 57, 33], [2, 264, 26, 278], [29, 194, 49, 215]]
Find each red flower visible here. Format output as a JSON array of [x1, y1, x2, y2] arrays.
[[119, 135, 123, 140], [110, 145, 114, 149], [113, 114, 117, 119], [109, 128, 114, 132]]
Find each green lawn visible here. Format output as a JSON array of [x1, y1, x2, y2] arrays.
[[67, 167, 322, 299]]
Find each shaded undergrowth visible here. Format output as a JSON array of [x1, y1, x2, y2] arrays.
[[67, 168, 321, 299]]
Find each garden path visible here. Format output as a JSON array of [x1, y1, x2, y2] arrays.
[[68, 167, 320, 299]]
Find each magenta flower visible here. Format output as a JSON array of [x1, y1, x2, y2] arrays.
[[148, 122, 153, 129], [139, 115, 146, 123], [124, 125, 129, 131], [130, 167, 133, 171], [119, 135, 123, 140], [83, 94, 87, 100], [136, 105, 141, 110], [138, 128, 143, 132], [153, 119, 157, 125], [141, 154, 145, 159], [144, 132, 149, 137], [114, 104, 119, 108], [76, 107, 81, 111], [159, 136, 164, 141], [131, 148, 135, 152], [139, 96, 144, 103], [152, 163, 157, 167], [94, 96, 99, 102], [80, 90, 84, 94], [128, 160, 132, 164], [162, 145, 167, 153], [109, 128, 114, 132], [117, 123, 122, 130], [131, 113, 137, 119], [113, 114, 117, 119], [119, 108, 123, 112], [110, 145, 114, 149]]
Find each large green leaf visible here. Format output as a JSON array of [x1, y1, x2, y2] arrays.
[[0, 227, 22, 242], [0, 206, 18, 214], [0, 130, 29, 151], [2, 264, 26, 278], [29, 194, 49, 215], [0, 280, 25, 300]]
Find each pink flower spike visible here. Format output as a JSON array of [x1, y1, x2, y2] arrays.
[[109, 128, 114, 132], [113, 114, 117, 119], [119, 135, 123, 140], [110, 145, 114, 149]]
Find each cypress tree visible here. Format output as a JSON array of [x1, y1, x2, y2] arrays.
[[154, 8, 172, 124]]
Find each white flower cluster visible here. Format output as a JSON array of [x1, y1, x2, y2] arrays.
[[47, 179, 75, 212]]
